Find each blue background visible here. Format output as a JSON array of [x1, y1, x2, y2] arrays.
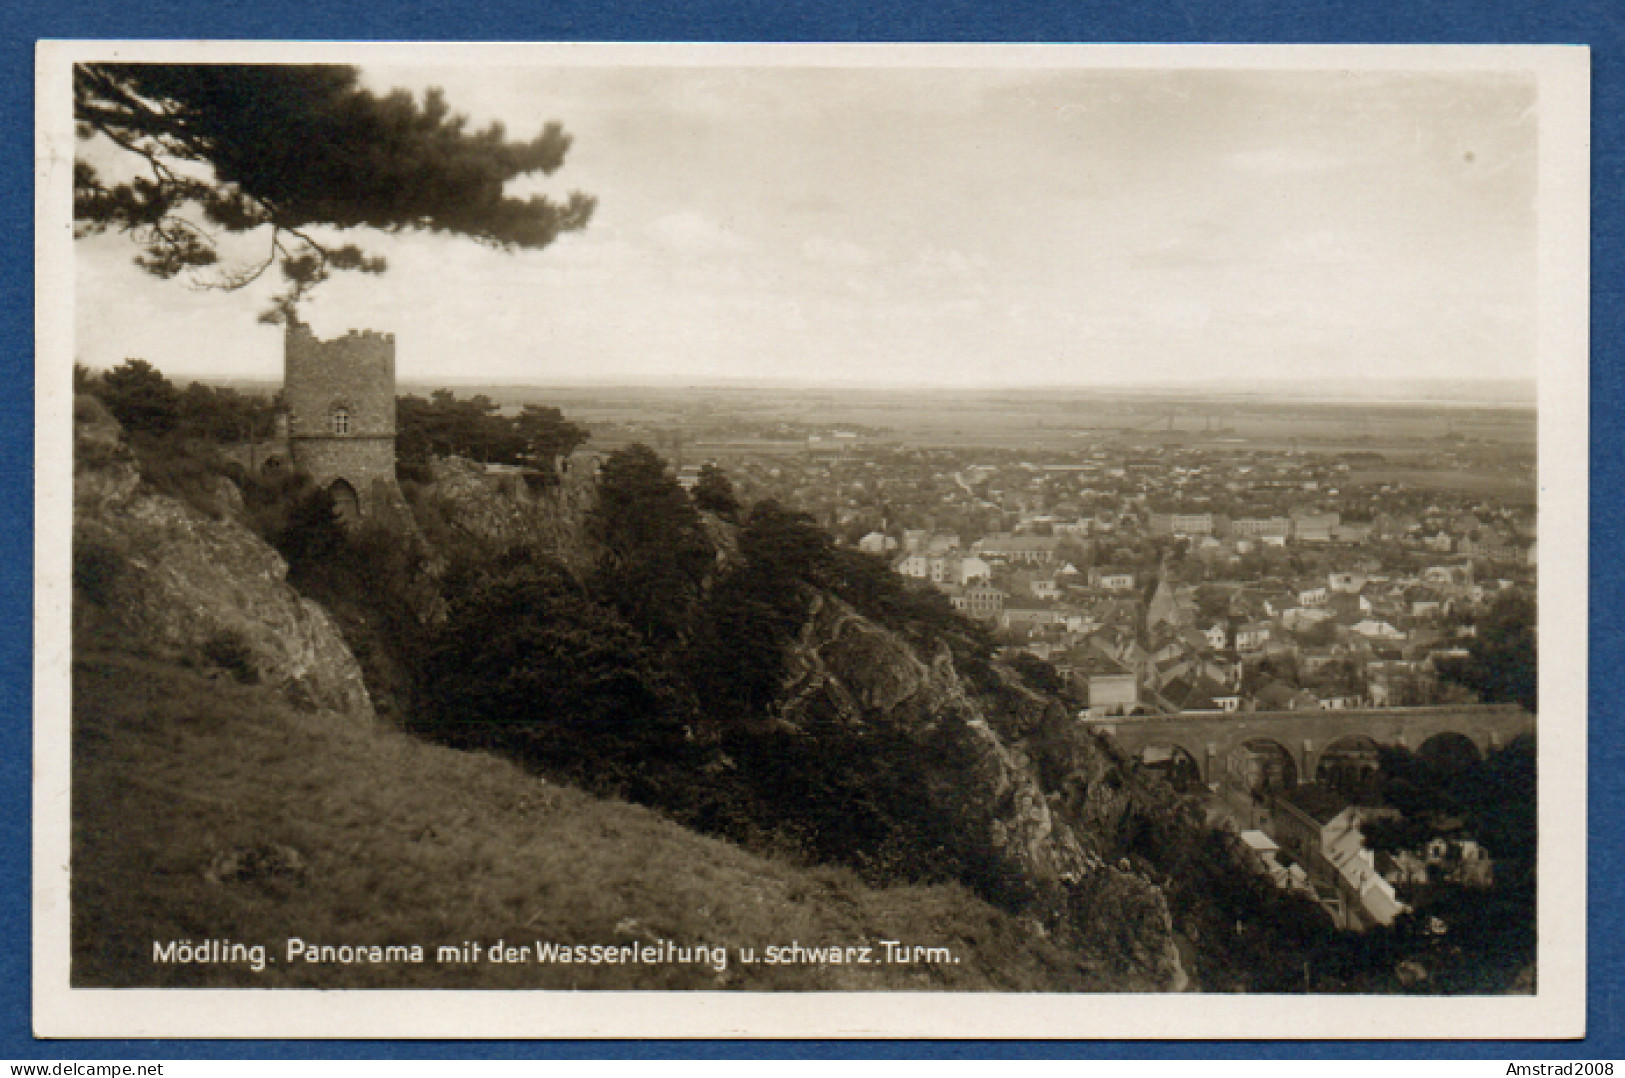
[[6, 0, 1618, 1061]]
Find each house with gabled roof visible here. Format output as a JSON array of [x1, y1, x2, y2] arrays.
[[1251, 680, 1321, 712], [1162, 672, 1241, 713], [1064, 647, 1141, 720], [1269, 785, 1406, 930], [1235, 621, 1273, 653]]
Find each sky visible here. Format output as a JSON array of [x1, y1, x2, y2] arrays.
[[71, 58, 1540, 390]]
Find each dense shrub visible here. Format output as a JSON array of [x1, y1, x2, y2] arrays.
[[237, 471, 346, 574], [417, 560, 697, 800], [73, 540, 123, 606], [98, 359, 180, 436], [691, 463, 740, 521], [826, 547, 993, 662], [124, 434, 237, 519], [589, 444, 713, 647], [688, 500, 834, 722], [202, 629, 258, 684], [1436, 591, 1536, 711], [394, 459, 434, 486], [396, 391, 586, 470], [1008, 651, 1067, 697]]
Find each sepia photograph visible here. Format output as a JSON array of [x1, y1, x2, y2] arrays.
[[33, 42, 1589, 1039]]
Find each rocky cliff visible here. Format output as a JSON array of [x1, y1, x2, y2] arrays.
[[775, 593, 1189, 990], [73, 398, 373, 718], [398, 464, 1192, 989], [416, 456, 600, 573]]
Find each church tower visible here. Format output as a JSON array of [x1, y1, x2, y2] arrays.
[[284, 321, 401, 523]]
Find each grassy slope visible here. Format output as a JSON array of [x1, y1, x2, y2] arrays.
[[72, 643, 1110, 991]]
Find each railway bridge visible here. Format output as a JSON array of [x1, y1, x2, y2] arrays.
[[1094, 704, 1534, 788]]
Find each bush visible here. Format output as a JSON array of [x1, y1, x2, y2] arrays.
[[520, 469, 557, 495], [691, 463, 740, 521], [589, 445, 713, 647], [827, 547, 992, 661], [238, 470, 346, 574], [394, 459, 433, 486], [417, 560, 698, 799], [99, 359, 179, 437], [274, 487, 347, 573], [202, 630, 258, 684], [73, 540, 123, 605], [129, 434, 235, 519]]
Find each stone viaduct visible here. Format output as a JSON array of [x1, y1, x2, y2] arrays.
[[1095, 704, 1534, 788]]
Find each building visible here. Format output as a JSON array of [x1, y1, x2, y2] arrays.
[[1270, 785, 1406, 931], [1234, 621, 1272, 652], [1069, 649, 1140, 719], [1328, 571, 1368, 594], [1088, 567, 1137, 592], [1159, 672, 1240, 713], [947, 583, 1005, 620], [283, 322, 403, 523], [1001, 605, 1060, 632], [857, 531, 897, 554], [1149, 512, 1215, 537], [893, 552, 931, 579], [973, 533, 1063, 565], [1291, 509, 1341, 543], [1231, 517, 1293, 540], [956, 555, 993, 584], [221, 322, 405, 523], [1331, 521, 1374, 544]]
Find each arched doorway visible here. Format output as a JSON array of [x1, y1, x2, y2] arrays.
[[1139, 743, 1203, 792], [1316, 735, 1383, 802], [328, 478, 360, 526], [1230, 738, 1299, 794], [1418, 731, 1482, 770]]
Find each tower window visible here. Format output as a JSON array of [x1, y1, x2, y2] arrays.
[[332, 407, 351, 435]]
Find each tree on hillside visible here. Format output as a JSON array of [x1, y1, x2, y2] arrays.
[[1436, 591, 1536, 712], [98, 358, 179, 436], [418, 561, 695, 793], [691, 463, 741, 521], [690, 500, 834, 720], [395, 391, 589, 472], [515, 404, 589, 470], [74, 64, 595, 316], [175, 381, 280, 443], [590, 444, 714, 647]]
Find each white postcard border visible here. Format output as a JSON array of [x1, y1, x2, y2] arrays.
[[34, 39, 1590, 1040]]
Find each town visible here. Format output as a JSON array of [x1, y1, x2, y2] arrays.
[[561, 400, 1535, 719], [544, 388, 1537, 937]]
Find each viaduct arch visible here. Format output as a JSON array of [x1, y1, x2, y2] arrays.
[[1096, 704, 1534, 789]]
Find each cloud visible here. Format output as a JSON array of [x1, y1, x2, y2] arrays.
[[1270, 228, 1366, 266], [801, 235, 874, 268], [1224, 148, 1343, 176], [646, 211, 752, 255], [912, 245, 983, 282]]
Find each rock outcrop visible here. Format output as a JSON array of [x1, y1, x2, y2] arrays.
[[418, 457, 599, 573], [775, 593, 1188, 991], [73, 399, 374, 719]]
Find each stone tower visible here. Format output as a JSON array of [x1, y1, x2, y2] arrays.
[[284, 321, 400, 523]]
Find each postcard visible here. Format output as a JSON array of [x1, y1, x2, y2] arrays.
[[35, 41, 1588, 1038]]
